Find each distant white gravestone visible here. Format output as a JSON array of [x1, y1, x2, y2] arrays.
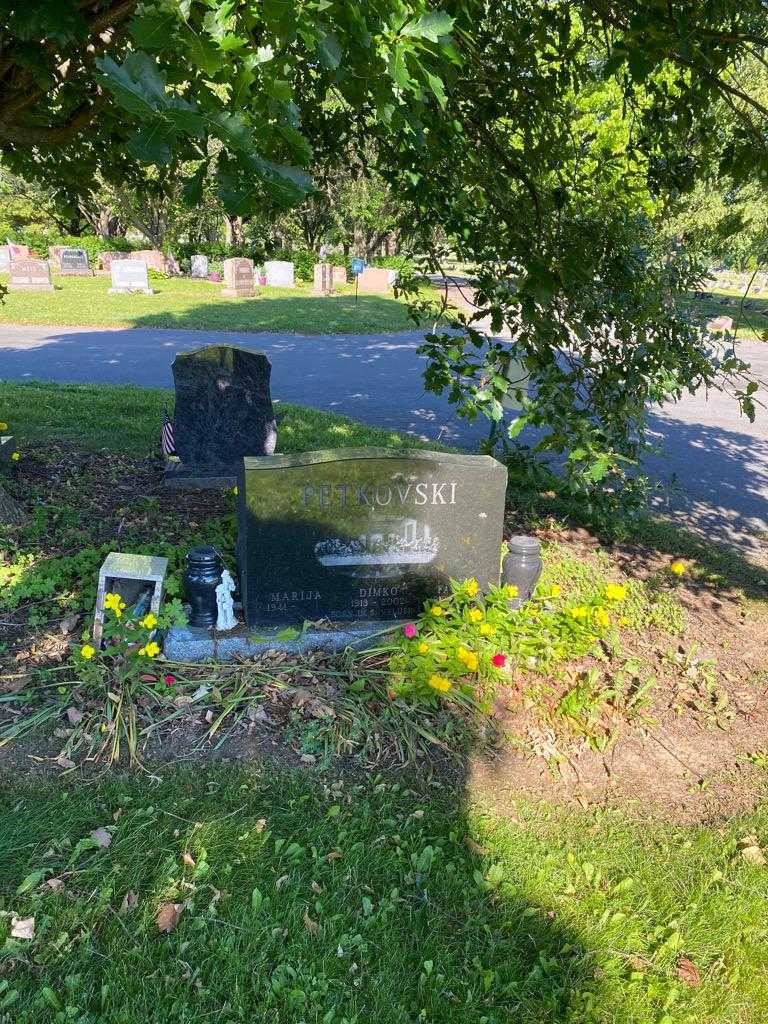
[[190, 254, 209, 278], [264, 260, 295, 287], [109, 259, 153, 295], [0, 247, 12, 272]]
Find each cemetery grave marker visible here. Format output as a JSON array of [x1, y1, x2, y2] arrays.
[[109, 259, 152, 295], [264, 260, 295, 288], [165, 343, 276, 488], [58, 247, 92, 276], [357, 266, 396, 293], [132, 249, 166, 272], [9, 259, 54, 292], [93, 552, 168, 648], [237, 447, 507, 627], [0, 246, 10, 272], [313, 261, 333, 295], [221, 257, 255, 298], [191, 254, 209, 278], [97, 251, 130, 274], [332, 265, 348, 285]]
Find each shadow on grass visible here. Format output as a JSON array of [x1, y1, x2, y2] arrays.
[[0, 764, 603, 1023]]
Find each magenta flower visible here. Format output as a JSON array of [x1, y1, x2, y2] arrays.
[[491, 653, 507, 668], [164, 674, 176, 687], [403, 623, 417, 639]]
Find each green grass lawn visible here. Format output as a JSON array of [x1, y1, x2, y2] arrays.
[[0, 274, 428, 334], [1, 765, 767, 1024], [0, 380, 445, 454], [683, 286, 768, 342]]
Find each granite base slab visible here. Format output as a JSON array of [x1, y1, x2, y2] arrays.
[[164, 461, 236, 489], [164, 620, 402, 662]]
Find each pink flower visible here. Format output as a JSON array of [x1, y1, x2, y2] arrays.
[[164, 674, 176, 687], [403, 623, 417, 639], [491, 653, 507, 668]]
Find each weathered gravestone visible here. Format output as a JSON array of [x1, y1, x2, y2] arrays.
[[59, 247, 92, 276], [357, 266, 396, 293], [9, 259, 54, 291], [221, 257, 255, 298], [0, 247, 11, 272], [332, 265, 348, 286], [166, 344, 276, 488], [264, 260, 295, 288], [97, 251, 129, 275], [705, 314, 734, 333], [190, 254, 209, 278], [313, 261, 333, 295], [237, 448, 507, 627], [132, 249, 166, 272], [109, 259, 152, 295]]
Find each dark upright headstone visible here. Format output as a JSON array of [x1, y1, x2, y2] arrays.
[[59, 247, 92, 276], [237, 447, 507, 627], [166, 344, 276, 489]]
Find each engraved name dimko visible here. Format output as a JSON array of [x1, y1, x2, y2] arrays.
[[301, 480, 458, 508]]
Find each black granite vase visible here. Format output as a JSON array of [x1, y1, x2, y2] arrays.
[[502, 535, 542, 610], [185, 546, 223, 627]]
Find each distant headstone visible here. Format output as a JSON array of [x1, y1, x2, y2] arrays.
[[165, 254, 181, 276], [0, 247, 10, 272], [705, 315, 734, 333], [313, 261, 333, 295], [97, 251, 130, 275], [221, 257, 255, 298], [264, 260, 295, 288], [332, 265, 348, 286], [9, 259, 54, 292], [59, 247, 91, 276], [237, 448, 507, 627], [191, 254, 209, 278], [7, 241, 30, 261], [132, 249, 166, 273], [357, 266, 395, 293], [166, 344, 276, 488], [109, 259, 152, 295]]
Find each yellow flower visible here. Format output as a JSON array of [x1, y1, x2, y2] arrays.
[[80, 644, 96, 660], [605, 582, 627, 602], [427, 674, 452, 693], [569, 605, 588, 621], [464, 578, 479, 597], [418, 642, 430, 654], [0, 421, 8, 430], [468, 608, 483, 623], [456, 646, 479, 671], [669, 560, 686, 576], [231, 485, 238, 496], [10, 451, 20, 462], [550, 584, 562, 598], [138, 641, 161, 658], [503, 584, 519, 599], [593, 606, 610, 629], [429, 605, 444, 617], [479, 622, 494, 636], [104, 592, 126, 618], [140, 613, 158, 630], [619, 616, 629, 626]]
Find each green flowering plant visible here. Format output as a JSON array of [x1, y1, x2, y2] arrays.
[[388, 578, 629, 706], [73, 593, 187, 763]]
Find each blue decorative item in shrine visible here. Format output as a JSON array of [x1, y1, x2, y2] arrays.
[[184, 546, 223, 627]]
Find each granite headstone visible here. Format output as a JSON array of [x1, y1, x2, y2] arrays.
[[332, 265, 348, 286], [221, 257, 255, 298], [237, 448, 507, 627], [9, 259, 54, 291], [59, 247, 91, 276], [167, 344, 276, 488], [132, 249, 166, 272], [191, 254, 209, 278], [313, 261, 333, 295], [109, 259, 152, 294], [357, 266, 396, 293], [264, 260, 295, 287], [0, 246, 10, 272]]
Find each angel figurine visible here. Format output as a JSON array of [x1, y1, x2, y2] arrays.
[[215, 569, 237, 631]]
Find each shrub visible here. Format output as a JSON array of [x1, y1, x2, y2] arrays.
[[266, 248, 318, 282], [371, 254, 415, 275]]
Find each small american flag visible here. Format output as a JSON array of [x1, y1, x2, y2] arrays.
[[162, 404, 177, 458]]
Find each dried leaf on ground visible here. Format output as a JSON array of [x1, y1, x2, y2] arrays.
[[11, 915, 35, 940], [275, 874, 289, 890], [675, 956, 701, 986], [121, 889, 138, 912], [66, 707, 83, 725], [311, 881, 323, 894], [465, 837, 489, 857], [181, 851, 196, 869], [737, 835, 767, 866], [326, 850, 342, 863], [45, 877, 65, 892], [59, 613, 80, 635], [90, 827, 113, 848], [156, 902, 184, 933], [254, 818, 267, 832], [55, 755, 76, 770], [303, 908, 319, 934]]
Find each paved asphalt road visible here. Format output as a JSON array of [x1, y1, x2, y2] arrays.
[[0, 323, 765, 553]]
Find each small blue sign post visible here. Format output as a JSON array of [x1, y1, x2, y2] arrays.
[[350, 257, 365, 306]]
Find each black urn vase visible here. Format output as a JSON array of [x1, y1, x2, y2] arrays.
[[184, 546, 223, 628]]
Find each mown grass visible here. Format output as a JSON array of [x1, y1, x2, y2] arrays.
[[682, 286, 768, 342], [0, 274, 429, 334], [1, 765, 767, 1023], [0, 380, 447, 454]]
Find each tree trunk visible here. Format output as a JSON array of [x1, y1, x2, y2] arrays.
[[0, 483, 25, 525], [225, 215, 244, 246]]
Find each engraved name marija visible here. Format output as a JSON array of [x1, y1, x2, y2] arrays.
[[301, 480, 459, 508]]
